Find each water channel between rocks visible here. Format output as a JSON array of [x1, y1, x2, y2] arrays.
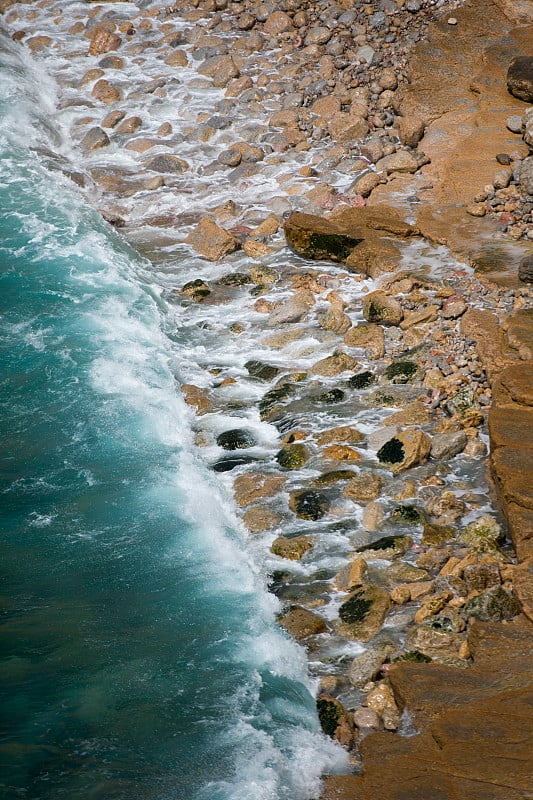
[[1, 0, 526, 795]]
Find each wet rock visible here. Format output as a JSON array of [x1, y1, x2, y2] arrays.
[[507, 56, 533, 103], [334, 556, 368, 592], [212, 455, 257, 472], [313, 469, 357, 487], [386, 401, 430, 427], [357, 534, 412, 560], [362, 501, 385, 532], [263, 10, 293, 35], [101, 109, 126, 129], [271, 534, 313, 560], [267, 291, 314, 326], [258, 382, 296, 420], [275, 443, 309, 470], [366, 683, 400, 731], [146, 154, 189, 174], [243, 506, 280, 533], [337, 585, 391, 642], [182, 383, 212, 415], [233, 472, 286, 507], [289, 479, 331, 516], [318, 307, 352, 335], [425, 492, 465, 525], [310, 351, 359, 377], [376, 150, 419, 175], [462, 586, 520, 622], [348, 641, 396, 689], [386, 562, 429, 584], [430, 430, 467, 460], [458, 515, 504, 554], [344, 473, 383, 503], [377, 430, 431, 474], [198, 54, 239, 88], [362, 291, 403, 326], [89, 27, 121, 56], [185, 218, 240, 261], [344, 323, 385, 359], [316, 696, 356, 748], [345, 238, 401, 279], [181, 279, 211, 302], [315, 387, 346, 404], [348, 371, 377, 390], [284, 212, 363, 263], [279, 606, 328, 641], [384, 360, 419, 384], [322, 445, 361, 463], [91, 78, 121, 104], [441, 295, 468, 319], [316, 426, 364, 446], [422, 522, 455, 546], [463, 563, 501, 594], [405, 625, 465, 660], [80, 126, 110, 151], [244, 360, 280, 381], [518, 255, 533, 283], [390, 504, 424, 526], [414, 592, 453, 624], [216, 428, 256, 450]]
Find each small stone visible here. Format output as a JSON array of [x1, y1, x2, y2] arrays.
[[362, 291, 403, 326], [506, 115, 524, 133], [310, 351, 359, 377], [322, 445, 361, 462], [430, 430, 467, 460], [91, 79, 121, 104], [276, 443, 309, 470], [353, 707, 381, 730]]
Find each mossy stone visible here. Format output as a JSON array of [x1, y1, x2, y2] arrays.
[[276, 443, 309, 470], [339, 589, 372, 624], [377, 437, 405, 464], [245, 360, 280, 381], [217, 272, 251, 286], [289, 490, 330, 520], [315, 388, 346, 404], [390, 505, 425, 526], [393, 650, 432, 663], [313, 469, 357, 487], [216, 428, 257, 450], [348, 371, 376, 389], [316, 697, 343, 737], [384, 360, 418, 384], [181, 278, 211, 301]]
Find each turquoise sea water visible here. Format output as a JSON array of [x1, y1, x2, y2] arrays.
[[0, 32, 344, 800]]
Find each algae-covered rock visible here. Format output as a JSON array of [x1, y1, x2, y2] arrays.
[[357, 534, 412, 560], [278, 605, 328, 641], [216, 428, 257, 450], [461, 586, 520, 622], [181, 279, 211, 301], [384, 360, 419, 384], [348, 371, 376, 389], [344, 323, 385, 359], [313, 469, 357, 487], [271, 535, 313, 560], [422, 522, 455, 546], [316, 696, 355, 748], [390, 504, 425, 526], [276, 443, 309, 470], [315, 388, 346, 404], [458, 515, 504, 553], [337, 585, 391, 642], [284, 212, 363, 262], [245, 360, 280, 381], [377, 429, 431, 474], [362, 291, 403, 326], [289, 490, 330, 521], [259, 383, 295, 420]]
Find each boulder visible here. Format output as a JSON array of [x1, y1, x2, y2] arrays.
[[146, 154, 189, 174], [336, 585, 391, 642], [405, 624, 465, 660], [80, 126, 109, 151], [242, 507, 281, 533], [344, 323, 385, 358], [384, 360, 419, 384], [88, 28, 121, 56], [430, 430, 467, 460], [271, 535, 313, 560], [278, 606, 328, 641], [348, 371, 377, 390], [185, 218, 240, 261], [198, 54, 240, 88], [181, 279, 210, 302], [275, 443, 309, 470], [266, 290, 314, 326], [181, 383, 212, 415], [216, 429, 256, 450], [328, 112, 369, 144], [362, 291, 403, 326], [233, 472, 286, 507], [461, 586, 520, 622], [289, 489, 330, 520], [376, 429, 431, 474], [458, 515, 504, 553], [334, 555, 368, 591], [310, 351, 359, 377], [316, 696, 356, 748], [318, 307, 352, 335], [284, 212, 363, 263], [507, 56, 533, 103], [357, 534, 412, 560], [344, 473, 383, 502], [349, 171, 381, 198], [322, 445, 361, 462], [398, 115, 425, 147]]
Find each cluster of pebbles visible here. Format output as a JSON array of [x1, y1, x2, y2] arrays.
[[4, 0, 531, 760]]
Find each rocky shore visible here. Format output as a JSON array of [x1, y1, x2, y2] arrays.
[[3, 0, 532, 796]]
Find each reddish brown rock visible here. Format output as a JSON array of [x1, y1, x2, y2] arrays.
[[185, 218, 241, 261], [89, 28, 121, 56], [278, 606, 328, 642]]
